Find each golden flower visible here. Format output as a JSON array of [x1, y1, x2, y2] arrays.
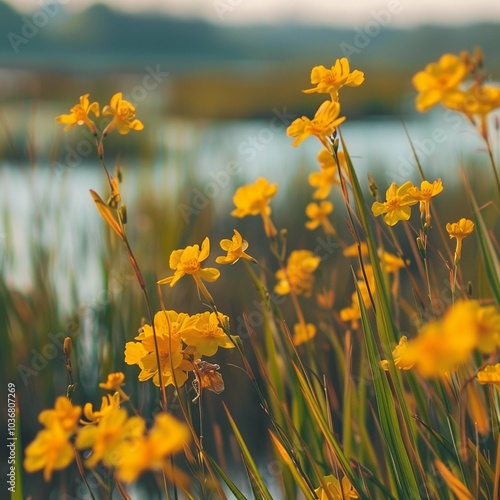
[[216, 229, 255, 264], [474, 304, 500, 353], [446, 218, 474, 264], [379, 250, 408, 274], [126, 323, 191, 388], [443, 82, 500, 118], [102, 92, 144, 135], [412, 53, 468, 112], [314, 474, 359, 499], [55, 93, 100, 134], [76, 406, 145, 468], [407, 179, 444, 225], [371, 181, 418, 226], [181, 311, 234, 357], [343, 242, 368, 258], [99, 372, 125, 391], [275, 250, 321, 297], [287, 100, 345, 149], [293, 322, 316, 346], [380, 336, 415, 371], [231, 177, 277, 217], [157, 237, 220, 303], [399, 300, 478, 377], [305, 201, 336, 235], [231, 177, 278, 238], [24, 422, 75, 481], [116, 413, 190, 483], [81, 393, 121, 425], [477, 363, 500, 388], [38, 396, 81, 433], [303, 57, 364, 100], [309, 167, 339, 200]]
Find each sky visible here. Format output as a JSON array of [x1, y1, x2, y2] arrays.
[[8, 0, 500, 26]]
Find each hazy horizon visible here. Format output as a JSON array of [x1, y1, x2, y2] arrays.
[[5, 0, 500, 27]]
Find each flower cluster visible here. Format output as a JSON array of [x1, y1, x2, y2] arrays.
[[382, 300, 500, 377], [371, 179, 443, 227], [24, 387, 189, 483], [56, 92, 144, 136], [125, 310, 234, 388], [413, 49, 500, 138]]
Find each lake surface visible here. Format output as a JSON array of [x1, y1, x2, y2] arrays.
[[0, 112, 489, 313]]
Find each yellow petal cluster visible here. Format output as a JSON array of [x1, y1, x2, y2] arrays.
[[24, 397, 81, 481], [55, 93, 100, 134], [275, 250, 321, 297], [371, 181, 418, 226], [314, 474, 359, 499], [102, 92, 144, 135], [287, 100, 345, 149], [399, 300, 500, 377], [412, 53, 468, 112], [216, 229, 255, 265], [303, 57, 364, 100]]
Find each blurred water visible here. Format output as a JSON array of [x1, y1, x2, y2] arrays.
[[0, 112, 488, 313]]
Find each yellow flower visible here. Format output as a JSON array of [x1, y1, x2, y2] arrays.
[[81, 393, 121, 425], [315, 474, 359, 499], [399, 300, 478, 377], [446, 218, 474, 263], [157, 237, 220, 303], [38, 396, 81, 432], [275, 250, 321, 297], [231, 177, 278, 238], [216, 229, 255, 264], [24, 422, 75, 481], [343, 242, 368, 258], [407, 179, 443, 225], [76, 406, 145, 468], [309, 167, 339, 200], [303, 57, 364, 101], [99, 372, 125, 391], [181, 311, 234, 356], [102, 92, 144, 135], [116, 413, 190, 483], [475, 304, 500, 353], [231, 177, 277, 218], [130, 310, 197, 388], [444, 82, 500, 118], [293, 322, 316, 346], [477, 364, 500, 389], [379, 250, 407, 274], [412, 53, 468, 112], [305, 201, 336, 235], [380, 336, 415, 371], [55, 93, 100, 134], [287, 100, 345, 149], [371, 181, 418, 226]]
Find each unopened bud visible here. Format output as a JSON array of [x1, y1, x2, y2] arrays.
[[119, 204, 127, 225], [63, 337, 72, 357], [368, 173, 378, 199]]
